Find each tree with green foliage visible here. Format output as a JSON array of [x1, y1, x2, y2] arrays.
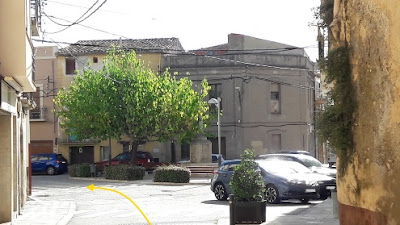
[[54, 67, 123, 165], [55, 48, 210, 165], [230, 149, 265, 202]]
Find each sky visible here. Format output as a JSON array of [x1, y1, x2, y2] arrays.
[[36, 0, 321, 61]]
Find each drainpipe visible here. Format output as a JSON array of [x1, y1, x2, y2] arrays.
[[16, 100, 21, 215]]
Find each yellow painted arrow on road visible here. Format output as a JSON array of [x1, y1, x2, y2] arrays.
[[87, 184, 152, 225]]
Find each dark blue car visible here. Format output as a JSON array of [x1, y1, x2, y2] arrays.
[[31, 153, 68, 175], [210, 159, 336, 204]]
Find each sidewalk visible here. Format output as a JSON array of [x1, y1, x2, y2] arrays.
[[68, 172, 212, 185], [14, 198, 76, 225], [217, 198, 339, 225], [14, 176, 337, 225], [264, 198, 339, 225]]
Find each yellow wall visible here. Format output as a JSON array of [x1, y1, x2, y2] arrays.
[[335, 0, 400, 224]]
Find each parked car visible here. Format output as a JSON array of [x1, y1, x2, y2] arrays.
[[211, 159, 336, 203], [212, 154, 225, 163], [31, 153, 68, 175], [258, 153, 337, 178], [95, 151, 154, 172], [328, 153, 337, 168], [279, 150, 311, 156]]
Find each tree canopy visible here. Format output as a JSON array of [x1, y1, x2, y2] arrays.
[[54, 48, 210, 164]]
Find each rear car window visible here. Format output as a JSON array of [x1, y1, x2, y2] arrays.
[[38, 156, 49, 161], [56, 154, 67, 161]]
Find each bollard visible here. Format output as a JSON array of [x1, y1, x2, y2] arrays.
[[229, 194, 235, 225], [331, 188, 338, 219], [90, 164, 96, 177]]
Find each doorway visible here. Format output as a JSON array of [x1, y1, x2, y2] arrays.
[[69, 146, 94, 164]]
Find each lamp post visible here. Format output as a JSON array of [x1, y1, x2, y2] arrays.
[[208, 98, 221, 166]]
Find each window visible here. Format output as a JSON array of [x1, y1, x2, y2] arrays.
[[270, 83, 281, 113], [93, 57, 98, 63], [271, 134, 281, 151], [271, 92, 279, 100], [66, 58, 76, 75], [38, 156, 49, 161], [209, 83, 222, 110], [100, 146, 110, 161], [30, 86, 44, 120]]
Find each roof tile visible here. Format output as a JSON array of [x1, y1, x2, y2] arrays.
[[57, 38, 185, 56]]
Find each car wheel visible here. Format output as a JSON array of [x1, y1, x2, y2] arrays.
[[46, 166, 55, 175], [300, 198, 309, 204], [214, 183, 228, 200], [320, 194, 328, 200], [265, 184, 280, 204]]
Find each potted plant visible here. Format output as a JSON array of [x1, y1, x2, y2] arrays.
[[229, 149, 266, 224]]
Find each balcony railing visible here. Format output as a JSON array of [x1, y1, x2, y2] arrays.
[[30, 107, 46, 121], [30, 0, 41, 36], [57, 133, 97, 145]]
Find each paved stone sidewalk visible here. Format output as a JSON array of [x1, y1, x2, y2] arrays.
[[264, 198, 339, 225], [14, 198, 76, 225], [217, 198, 339, 225]]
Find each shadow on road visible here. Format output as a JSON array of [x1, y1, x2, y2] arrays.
[[201, 200, 229, 205], [267, 200, 321, 207]]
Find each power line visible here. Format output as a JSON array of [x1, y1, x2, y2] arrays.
[[40, 14, 318, 54], [173, 75, 314, 90], [47, 0, 101, 27], [186, 51, 314, 72], [44, 0, 108, 34], [42, 13, 131, 39], [46, 0, 126, 14], [33, 37, 316, 88]]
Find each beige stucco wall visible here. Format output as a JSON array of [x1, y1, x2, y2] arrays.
[[0, 1, 35, 92], [0, 115, 13, 222], [334, 0, 400, 224], [31, 47, 58, 147]]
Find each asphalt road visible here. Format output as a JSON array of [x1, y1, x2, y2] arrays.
[[31, 174, 322, 225]]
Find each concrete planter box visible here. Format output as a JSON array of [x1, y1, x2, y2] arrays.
[[229, 195, 266, 224]]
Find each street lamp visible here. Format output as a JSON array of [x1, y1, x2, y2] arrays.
[[208, 98, 221, 167]]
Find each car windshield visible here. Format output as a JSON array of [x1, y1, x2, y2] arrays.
[[257, 160, 312, 174], [297, 156, 323, 168], [114, 154, 130, 160]]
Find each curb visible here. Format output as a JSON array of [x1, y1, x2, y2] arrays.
[[68, 176, 210, 186], [69, 176, 140, 183], [151, 181, 210, 186], [56, 201, 76, 225]]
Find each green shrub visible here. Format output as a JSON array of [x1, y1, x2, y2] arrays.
[[68, 164, 91, 177], [105, 165, 145, 180], [317, 46, 354, 175], [153, 165, 190, 183], [230, 149, 265, 202]]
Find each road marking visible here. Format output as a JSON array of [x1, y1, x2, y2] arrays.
[[87, 184, 152, 225]]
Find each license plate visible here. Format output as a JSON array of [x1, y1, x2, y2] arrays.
[[305, 189, 316, 193], [326, 186, 336, 190]]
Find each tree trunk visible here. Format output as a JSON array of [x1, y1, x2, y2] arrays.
[[129, 141, 138, 166], [108, 137, 112, 167], [171, 140, 176, 163]]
